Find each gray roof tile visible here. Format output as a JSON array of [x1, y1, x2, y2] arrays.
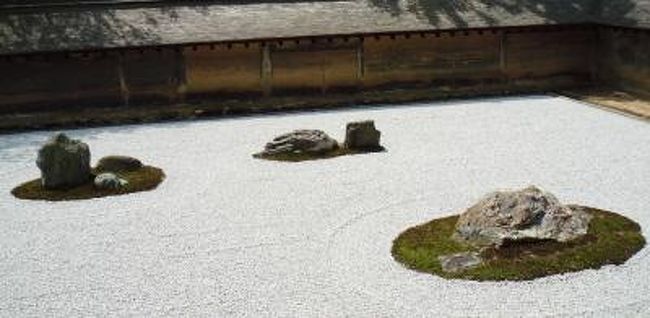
[[0, 0, 647, 55]]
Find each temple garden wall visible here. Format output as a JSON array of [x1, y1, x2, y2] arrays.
[[0, 24, 647, 114], [597, 27, 650, 95]]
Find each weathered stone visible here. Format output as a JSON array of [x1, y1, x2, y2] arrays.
[[453, 186, 592, 248], [344, 120, 382, 150], [96, 155, 143, 172], [94, 173, 128, 190], [438, 252, 483, 273], [254, 129, 338, 157], [36, 133, 91, 189]]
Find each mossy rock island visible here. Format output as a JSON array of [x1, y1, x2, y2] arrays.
[[253, 120, 384, 162], [12, 133, 165, 201], [392, 186, 645, 281], [12, 166, 165, 201]]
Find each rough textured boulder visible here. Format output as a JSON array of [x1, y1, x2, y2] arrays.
[[344, 120, 381, 150], [254, 129, 338, 157], [96, 155, 143, 172], [438, 252, 482, 273], [94, 173, 128, 190], [36, 133, 91, 189], [453, 186, 592, 248]]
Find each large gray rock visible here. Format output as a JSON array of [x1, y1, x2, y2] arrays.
[[453, 186, 592, 248], [344, 120, 381, 150], [96, 155, 143, 172], [36, 133, 91, 189], [94, 173, 128, 190], [254, 129, 338, 157]]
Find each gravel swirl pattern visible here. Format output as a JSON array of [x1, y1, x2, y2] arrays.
[[0, 95, 648, 316]]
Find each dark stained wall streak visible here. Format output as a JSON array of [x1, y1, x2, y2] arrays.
[[0, 52, 122, 111], [362, 32, 502, 89], [121, 48, 181, 105], [597, 28, 650, 94], [504, 29, 594, 89], [184, 44, 262, 98], [363, 34, 439, 88], [269, 38, 359, 94]]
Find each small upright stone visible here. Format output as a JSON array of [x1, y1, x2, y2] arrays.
[[94, 173, 128, 190], [96, 155, 143, 173], [344, 120, 381, 150], [36, 133, 91, 189]]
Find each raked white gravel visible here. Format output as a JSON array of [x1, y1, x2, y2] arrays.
[[1, 95, 649, 317]]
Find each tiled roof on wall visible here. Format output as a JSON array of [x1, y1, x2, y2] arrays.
[[0, 0, 648, 55]]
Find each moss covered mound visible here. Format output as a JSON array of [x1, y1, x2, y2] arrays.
[[254, 146, 385, 162], [12, 166, 165, 201], [392, 206, 645, 281]]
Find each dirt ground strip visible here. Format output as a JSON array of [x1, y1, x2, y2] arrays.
[[562, 88, 650, 120], [6, 87, 649, 134]]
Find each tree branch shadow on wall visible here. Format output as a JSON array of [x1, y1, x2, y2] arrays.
[[368, 0, 638, 28], [0, 1, 642, 55], [0, 5, 211, 54]]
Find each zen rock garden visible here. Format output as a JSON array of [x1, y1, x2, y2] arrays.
[[392, 186, 645, 281], [253, 120, 384, 161], [3, 96, 649, 317], [9, 130, 646, 283], [11, 133, 165, 201]]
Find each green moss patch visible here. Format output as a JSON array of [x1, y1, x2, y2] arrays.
[[392, 206, 645, 281], [11, 166, 165, 201], [253, 146, 385, 162]]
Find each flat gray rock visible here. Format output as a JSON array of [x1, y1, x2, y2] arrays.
[[438, 252, 483, 273], [254, 129, 338, 157], [36, 133, 91, 189]]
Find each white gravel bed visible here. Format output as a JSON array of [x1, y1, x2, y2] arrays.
[[0, 95, 649, 317]]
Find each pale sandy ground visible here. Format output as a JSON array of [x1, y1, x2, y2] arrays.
[[564, 89, 650, 120], [1, 95, 649, 317]]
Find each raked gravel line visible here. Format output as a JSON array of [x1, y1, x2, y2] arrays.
[[0, 95, 649, 317]]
